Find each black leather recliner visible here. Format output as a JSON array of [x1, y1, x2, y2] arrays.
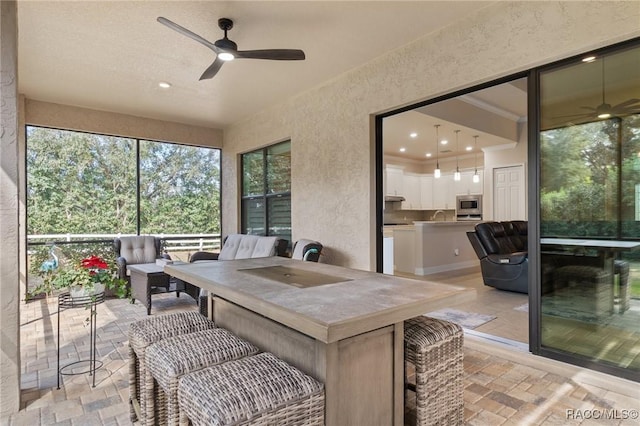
[[467, 221, 528, 294]]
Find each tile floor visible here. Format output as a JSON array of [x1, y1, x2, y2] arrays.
[[398, 267, 529, 343], [4, 284, 639, 425]]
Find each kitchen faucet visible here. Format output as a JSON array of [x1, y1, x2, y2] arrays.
[[431, 210, 445, 221]]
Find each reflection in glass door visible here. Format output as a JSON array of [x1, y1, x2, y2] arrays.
[[538, 42, 640, 378]]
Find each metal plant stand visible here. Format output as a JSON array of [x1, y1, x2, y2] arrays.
[[57, 291, 105, 389]]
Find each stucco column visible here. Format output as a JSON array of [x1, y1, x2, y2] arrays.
[[0, 0, 21, 417]]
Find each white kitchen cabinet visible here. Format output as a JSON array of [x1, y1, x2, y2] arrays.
[[454, 170, 483, 195], [420, 175, 433, 209], [432, 173, 455, 209], [401, 173, 421, 209], [385, 166, 404, 196], [392, 227, 416, 274]]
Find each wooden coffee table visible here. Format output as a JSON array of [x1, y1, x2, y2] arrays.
[[127, 262, 185, 315]]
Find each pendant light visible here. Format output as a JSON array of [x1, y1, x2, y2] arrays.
[[454, 130, 461, 181], [434, 124, 441, 178], [473, 135, 480, 183]]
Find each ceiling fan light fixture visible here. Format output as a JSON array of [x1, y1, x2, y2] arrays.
[[582, 55, 597, 63], [218, 52, 235, 61], [598, 112, 612, 119]]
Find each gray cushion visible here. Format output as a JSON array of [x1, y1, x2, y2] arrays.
[[119, 236, 158, 264]]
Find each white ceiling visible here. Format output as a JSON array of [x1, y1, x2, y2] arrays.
[[383, 79, 528, 161], [17, 1, 493, 129]]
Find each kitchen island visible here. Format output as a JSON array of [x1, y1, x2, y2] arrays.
[[393, 221, 480, 275], [165, 257, 474, 425]]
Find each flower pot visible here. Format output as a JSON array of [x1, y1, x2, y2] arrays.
[[69, 283, 104, 299]]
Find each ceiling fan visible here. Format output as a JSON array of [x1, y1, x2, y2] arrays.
[[158, 17, 306, 80], [554, 57, 640, 122]]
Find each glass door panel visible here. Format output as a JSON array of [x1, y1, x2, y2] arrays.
[[538, 44, 640, 374]]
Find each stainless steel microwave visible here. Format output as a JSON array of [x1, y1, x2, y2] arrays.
[[456, 194, 482, 216]]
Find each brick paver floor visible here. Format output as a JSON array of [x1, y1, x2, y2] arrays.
[[4, 292, 639, 425]]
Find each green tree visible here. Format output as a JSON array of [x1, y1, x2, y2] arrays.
[[26, 127, 221, 238]]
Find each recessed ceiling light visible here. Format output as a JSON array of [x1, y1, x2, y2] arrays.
[[441, 139, 448, 145], [466, 146, 473, 151], [158, 81, 172, 89], [410, 132, 418, 138], [399, 147, 406, 153], [425, 153, 432, 157], [582, 55, 597, 63]]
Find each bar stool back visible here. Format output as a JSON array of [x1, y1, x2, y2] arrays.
[[145, 328, 259, 425], [178, 352, 325, 426], [128, 311, 214, 424], [405, 316, 464, 426]]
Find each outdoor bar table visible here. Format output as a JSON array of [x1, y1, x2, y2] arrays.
[[165, 257, 475, 425], [540, 238, 640, 273], [540, 238, 640, 312]]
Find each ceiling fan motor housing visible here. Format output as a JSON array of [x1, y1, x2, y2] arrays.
[[215, 38, 237, 52]]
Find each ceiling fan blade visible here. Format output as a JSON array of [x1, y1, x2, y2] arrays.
[[199, 58, 224, 80], [235, 49, 306, 60], [579, 106, 596, 112], [552, 112, 594, 119], [158, 17, 220, 53], [611, 98, 640, 109]]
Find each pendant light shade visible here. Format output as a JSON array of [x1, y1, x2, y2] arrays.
[[434, 124, 441, 178], [454, 130, 461, 181], [473, 135, 480, 183]]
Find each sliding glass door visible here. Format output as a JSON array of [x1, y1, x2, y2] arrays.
[[538, 42, 640, 378]]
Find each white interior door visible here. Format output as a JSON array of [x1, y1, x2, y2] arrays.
[[493, 165, 525, 221]]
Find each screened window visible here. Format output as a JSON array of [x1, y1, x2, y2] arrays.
[[26, 126, 221, 237], [241, 141, 291, 246]]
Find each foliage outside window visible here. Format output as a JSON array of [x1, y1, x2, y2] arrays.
[[241, 141, 291, 246]]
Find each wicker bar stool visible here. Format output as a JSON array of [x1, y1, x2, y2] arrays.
[[614, 260, 630, 312], [129, 311, 215, 424], [177, 352, 325, 426], [405, 316, 464, 426], [145, 328, 260, 426], [554, 264, 613, 316]]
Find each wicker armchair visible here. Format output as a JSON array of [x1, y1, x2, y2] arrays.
[[114, 236, 176, 301]]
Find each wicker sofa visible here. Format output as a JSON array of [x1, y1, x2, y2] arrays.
[[183, 234, 288, 310]]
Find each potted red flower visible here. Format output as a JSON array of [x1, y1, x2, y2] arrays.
[[29, 254, 128, 299]]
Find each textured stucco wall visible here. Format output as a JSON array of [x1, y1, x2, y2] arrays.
[[222, 1, 640, 271], [1, 0, 21, 417], [25, 99, 223, 148]]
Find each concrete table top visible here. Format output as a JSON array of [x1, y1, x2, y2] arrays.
[[165, 257, 475, 343]]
